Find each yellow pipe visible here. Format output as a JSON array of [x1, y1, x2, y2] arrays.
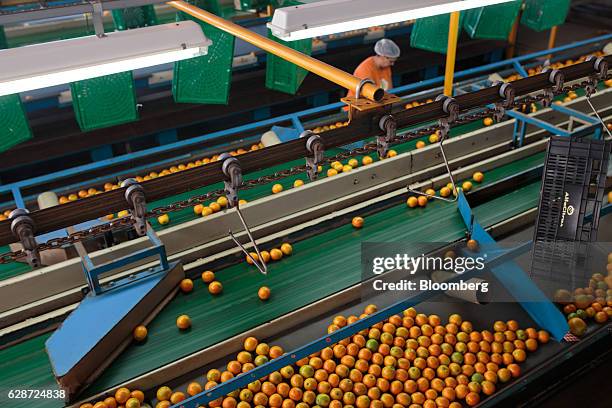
[[548, 26, 558, 50], [444, 11, 460, 97], [167, 0, 384, 102], [506, 12, 520, 59]]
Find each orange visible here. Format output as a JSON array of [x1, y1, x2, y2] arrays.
[[259, 251, 271, 263], [417, 196, 428, 207], [293, 179, 304, 188], [157, 386, 172, 401], [467, 239, 479, 252], [272, 184, 284, 194], [104, 397, 117, 408], [170, 392, 186, 404], [429, 133, 439, 143], [462, 181, 473, 192], [387, 150, 397, 158], [209, 281, 223, 295], [270, 345, 284, 359], [187, 382, 203, 396], [133, 325, 147, 342], [327, 168, 338, 177], [246, 252, 259, 265], [209, 202, 222, 213], [483, 118, 493, 126], [78, 190, 89, 198], [202, 270, 215, 283], [157, 214, 170, 225], [194, 204, 204, 215], [440, 187, 451, 197], [416, 141, 426, 149], [343, 165, 354, 172], [362, 156, 374, 165], [348, 158, 359, 167], [244, 336, 258, 352], [473, 172, 484, 183], [125, 399, 140, 408], [352, 217, 364, 228], [92, 403, 107, 408], [115, 388, 131, 404], [130, 390, 144, 403], [270, 248, 283, 261], [280, 243, 293, 256], [217, 196, 229, 207], [180, 278, 194, 293], [407, 197, 418, 208], [258, 286, 271, 301], [202, 206, 214, 217], [176, 315, 191, 330]]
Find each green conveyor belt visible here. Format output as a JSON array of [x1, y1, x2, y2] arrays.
[[0, 151, 544, 408], [0, 121, 483, 283]]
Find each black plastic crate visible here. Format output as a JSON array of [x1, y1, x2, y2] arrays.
[[530, 136, 610, 287]]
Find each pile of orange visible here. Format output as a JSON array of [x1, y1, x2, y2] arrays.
[[0, 209, 14, 221], [406, 171, 486, 209], [59, 144, 264, 204], [312, 122, 349, 134], [245, 243, 293, 267], [143, 305, 549, 408], [79, 387, 146, 408], [553, 256, 612, 336], [503, 51, 605, 83], [195, 196, 231, 218], [405, 98, 434, 110]]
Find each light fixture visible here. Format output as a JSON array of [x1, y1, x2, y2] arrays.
[[268, 0, 515, 41], [0, 21, 211, 97]]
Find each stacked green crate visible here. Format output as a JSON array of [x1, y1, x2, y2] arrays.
[[463, 0, 522, 40], [111, 5, 158, 30], [173, 6, 235, 104], [0, 95, 32, 152], [70, 72, 139, 131], [410, 12, 465, 54], [521, 0, 572, 31], [265, 31, 312, 94]]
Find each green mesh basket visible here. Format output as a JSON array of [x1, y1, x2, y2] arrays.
[[112, 5, 158, 31], [173, 11, 235, 104], [410, 12, 464, 54], [0, 26, 7, 49], [71, 71, 139, 131], [463, 1, 522, 40], [0, 94, 32, 153], [265, 30, 312, 95], [521, 0, 572, 31]]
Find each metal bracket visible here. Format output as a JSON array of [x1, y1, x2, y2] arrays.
[[10, 209, 41, 268], [300, 131, 324, 181], [121, 179, 147, 236], [377, 115, 396, 160], [493, 82, 515, 123], [540, 68, 563, 107], [584, 56, 608, 97], [90, 1, 105, 38], [220, 153, 242, 207], [355, 78, 375, 100], [407, 95, 459, 203], [220, 154, 268, 275]]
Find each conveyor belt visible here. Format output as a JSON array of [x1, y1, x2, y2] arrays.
[[0, 120, 485, 282], [0, 152, 546, 407]]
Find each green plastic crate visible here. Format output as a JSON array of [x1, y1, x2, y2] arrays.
[[463, 1, 521, 40], [265, 30, 312, 95], [173, 11, 235, 104], [112, 5, 158, 31], [0, 26, 7, 49], [70, 71, 139, 131], [521, 0, 571, 31], [0, 94, 32, 153], [410, 12, 465, 54]]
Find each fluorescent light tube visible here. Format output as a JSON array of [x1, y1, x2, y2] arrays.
[[0, 21, 211, 96], [268, 0, 515, 41]]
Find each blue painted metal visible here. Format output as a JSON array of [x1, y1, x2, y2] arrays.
[[11, 186, 25, 209], [171, 239, 537, 408], [456, 191, 569, 341], [512, 60, 529, 78], [290, 115, 305, 134], [4, 34, 611, 211], [46, 260, 180, 378], [156, 129, 179, 146], [271, 125, 300, 143], [82, 227, 168, 295], [506, 109, 571, 147], [91, 145, 114, 162]]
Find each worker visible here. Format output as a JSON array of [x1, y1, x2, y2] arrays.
[[346, 38, 401, 98]]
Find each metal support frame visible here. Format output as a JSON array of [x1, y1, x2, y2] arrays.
[[455, 192, 569, 342], [81, 224, 168, 295], [301, 130, 324, 182], [2, 34, 610, 211], [9, 208, 40, 268]]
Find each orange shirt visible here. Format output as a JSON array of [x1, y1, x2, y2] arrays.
[[346, 56, 392, 99]]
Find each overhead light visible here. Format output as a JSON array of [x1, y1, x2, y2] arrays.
[[268, 0, 515, 41], [0, 21, 211, 97]]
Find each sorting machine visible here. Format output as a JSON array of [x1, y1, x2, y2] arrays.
[[0, 44, 611, 408]]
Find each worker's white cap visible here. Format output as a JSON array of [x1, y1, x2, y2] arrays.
[[374, 38, 400, 59]]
